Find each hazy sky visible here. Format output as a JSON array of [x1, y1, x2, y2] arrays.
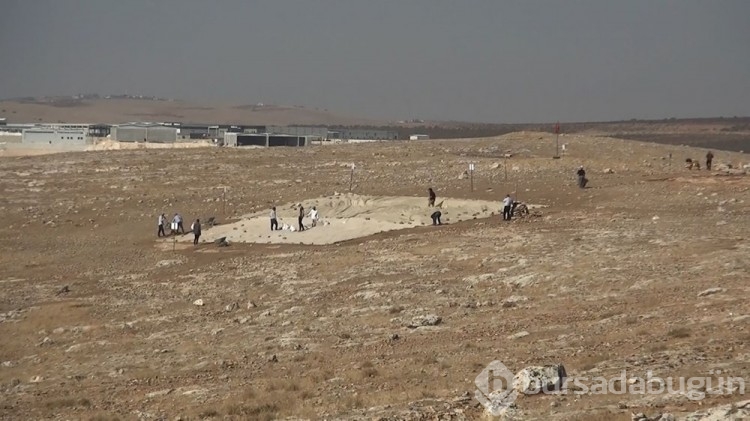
[[1, 0, 748, 123]]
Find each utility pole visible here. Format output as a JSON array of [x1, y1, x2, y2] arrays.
[[553, 121, 561, 159]]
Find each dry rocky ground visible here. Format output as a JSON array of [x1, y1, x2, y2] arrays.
[[1, 132, 749, 420]]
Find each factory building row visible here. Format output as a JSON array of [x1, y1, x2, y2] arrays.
[[0, 120, 402, 147]]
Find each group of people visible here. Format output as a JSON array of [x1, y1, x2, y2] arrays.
[[686, 151, 714, 170], [427, 187, 520, 225], [270, 205, 319, 232], [157, 212, 202, 245]]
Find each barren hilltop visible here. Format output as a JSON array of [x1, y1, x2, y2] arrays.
[[1, 130, 749, 420]]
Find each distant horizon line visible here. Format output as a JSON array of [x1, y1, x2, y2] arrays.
[[1, 94, 749, 127]]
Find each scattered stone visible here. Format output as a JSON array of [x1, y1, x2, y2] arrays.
[[698, 287, 725, 297], [55, 285, 70, 295], [37, 337, 53, 347], [513, 364, 567, 395], [268, 354, 278, 363], [224, 302, 238, 312], [503, 295, 529, 308], [680, 399, 750, 420], [407, 314, 442, 328], [508, 331, 530, 340], [156, 259, 181, 268], [146, 388, 174, 399], [29, 376, 43, 383], [192, 299, 204, 306], [247, 301, 257, 309], [631, 413, 675, 421], [603, 168, 614, 174]]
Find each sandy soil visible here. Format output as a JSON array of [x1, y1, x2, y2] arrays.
[[0, 139, 214, 158], [87, 139, 214, 151], [1, 131, 749, 420], [181, 194, 538, 245]]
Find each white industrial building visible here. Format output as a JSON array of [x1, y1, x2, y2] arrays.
[[110, 123, 178, 143], [21, 124, 90, 146], [409, 134, 430, 140], [223, 132, 309, 147]]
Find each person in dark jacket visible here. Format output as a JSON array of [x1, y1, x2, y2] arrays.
[[576, 166, 587, 188], [431, 210, 442, 225], [706, 151, 714, 171], [270, 207, 278, 231], [192, 219, 201, 245], [298, 206, 305, 231], [428, 188, 436, 207]]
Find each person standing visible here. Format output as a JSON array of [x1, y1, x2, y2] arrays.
[[308, 206, 319, 227], [428, 188, 436, 207], [270, 207, 278, 231], [298, 206, 305, 232], [157, 213, 166, 237], [706, 151, 714, 171], [192, 219, 201, 245], [502, 194, 513, 221], [577, 166, 587, 188], [176, 213, 185, 234]]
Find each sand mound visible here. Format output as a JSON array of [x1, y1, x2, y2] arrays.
[[86, 140, 213, 151], [180, 194, 540, 245]]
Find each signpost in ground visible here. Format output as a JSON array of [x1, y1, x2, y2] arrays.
[[553, 121, 561, 159], [469, 162, 475, 192]]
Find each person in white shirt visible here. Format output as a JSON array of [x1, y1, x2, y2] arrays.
[[308, 207, 319, 227], [502, 194, 513, 221], [157, 213, 166, 237], [172, 213, 185, 234]]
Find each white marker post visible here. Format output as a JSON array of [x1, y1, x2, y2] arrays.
[[349, 163, 356, 192], [469, 162, 475, 192], [222, 187, 227, 216]]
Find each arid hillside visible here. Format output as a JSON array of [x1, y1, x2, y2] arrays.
[[0, 132, 749, 420]]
